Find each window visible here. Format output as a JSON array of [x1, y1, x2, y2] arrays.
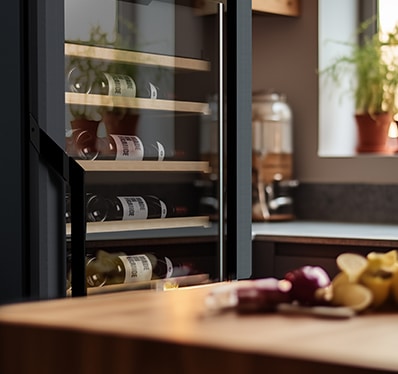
[[379, 0, 398, 141], [318, 0, 398, 157]]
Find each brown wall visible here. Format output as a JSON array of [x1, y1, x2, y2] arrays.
[[252, 0, 319, 183], [253, 1, 398, 184]]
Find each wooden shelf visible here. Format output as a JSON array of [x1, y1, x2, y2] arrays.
[[79, 273, 211, 296], [65, 43, 211, 72], [66, 216, 210, 236], [64, 37, 213, 238], [65, 92, 210, 114], [252, 0, 300, 17], [75, 160, 211, 173], [194, 0, 300, 17]]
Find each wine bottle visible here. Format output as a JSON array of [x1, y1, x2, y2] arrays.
[[137, 81, 161, 99], [65, 128, 99, 160], [86, 250, 193, 287], [86, 194, 107, 222], [67, 66, 91, 94], [67, 67, 136, 97], [96, 122, 165, 160], [67, 193, 187, 223], [104, 195, 187, 221], [91, 72, 136, 97], [65, 193, 108, 223]]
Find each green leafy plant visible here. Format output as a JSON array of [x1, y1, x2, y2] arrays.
[[321, 19, 398, 115]]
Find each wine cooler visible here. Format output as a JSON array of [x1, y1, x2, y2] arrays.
[[0, 0, 251, 303]]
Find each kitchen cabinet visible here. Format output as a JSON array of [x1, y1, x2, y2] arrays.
[[252, 221, 398, 279], [0, 0, 252, 305]]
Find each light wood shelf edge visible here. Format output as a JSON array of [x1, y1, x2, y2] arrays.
[[75, 160, 211, 173], [66, 216, 210, 236], [252, 0, 300, 17], [65, 43, 211, 72], [65, 92, 209, 114], [67, 273, 211, 296]]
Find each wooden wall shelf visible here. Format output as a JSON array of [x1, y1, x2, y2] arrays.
[[195, 0, 300, 17], [252, 0, 300, 17]]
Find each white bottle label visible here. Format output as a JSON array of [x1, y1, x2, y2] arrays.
[[160, 199, 167, 218], [149, 83, 158, 99], [118, 196, 148, 220], [165, 257, 173, 278], [104, 73, 136, 97], [155, 141, 165, 161], [119, 254, 153, 283], [111, 135, 144, 160]]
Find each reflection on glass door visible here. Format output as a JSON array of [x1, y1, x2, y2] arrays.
[[64, 0, 226, 295]]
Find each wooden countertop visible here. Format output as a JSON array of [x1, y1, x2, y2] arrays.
[[1, 283, 398, 374]]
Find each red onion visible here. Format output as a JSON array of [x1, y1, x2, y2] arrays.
[[284, 266, 331, 305]]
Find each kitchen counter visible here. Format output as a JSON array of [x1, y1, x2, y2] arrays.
[[1, 283, 398, 374], [251, 221, 398, 279], [252, 221, 398, 247]]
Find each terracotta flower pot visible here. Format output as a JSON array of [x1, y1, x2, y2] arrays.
[[101, 109, 139, 135], [355, 112, 392, 154], [70, 118, 100, 133]]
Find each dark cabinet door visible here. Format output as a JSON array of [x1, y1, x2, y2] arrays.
[[63, 0, 252, 296]]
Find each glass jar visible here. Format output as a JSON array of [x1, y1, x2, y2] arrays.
[[252, 90, 293, 184], [252, 90, 294, 221]]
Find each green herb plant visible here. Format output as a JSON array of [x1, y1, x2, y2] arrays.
[[321, 19, 398, 116]]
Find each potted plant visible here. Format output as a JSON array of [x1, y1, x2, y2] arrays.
[[321, 20, 398, 153]]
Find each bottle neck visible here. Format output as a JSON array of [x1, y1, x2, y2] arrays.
[[168, 205, 188, 217]]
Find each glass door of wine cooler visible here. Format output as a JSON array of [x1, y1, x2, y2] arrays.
[[64, 0, 252, 296]]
